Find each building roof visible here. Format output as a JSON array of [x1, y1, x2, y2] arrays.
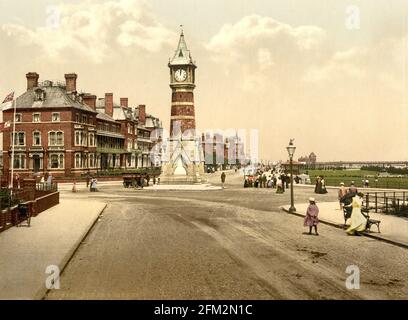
[[96, 112, 117, 123], [9, 84, 96, 113], [169, 30, 195, 66], [96, 98, 136, 122]]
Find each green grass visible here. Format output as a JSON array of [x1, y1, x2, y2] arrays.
[[304, 169, 408, 189]]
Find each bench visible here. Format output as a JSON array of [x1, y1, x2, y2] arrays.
[[366, 218, 381, 233], [362, 209, 381, 233]]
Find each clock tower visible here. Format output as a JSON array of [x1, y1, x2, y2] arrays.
[[168, 29, 197, 137], [159, 29, 205, 184]]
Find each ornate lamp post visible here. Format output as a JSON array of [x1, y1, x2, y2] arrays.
[[286, 139, 296, 213]]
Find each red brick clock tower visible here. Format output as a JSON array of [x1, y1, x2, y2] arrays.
[[160, 29, 205, 184], [169, 29, 197, 136]]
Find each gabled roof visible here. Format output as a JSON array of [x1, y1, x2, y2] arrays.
[[169, 30, 195, 66], [8, 85, 96, 113]]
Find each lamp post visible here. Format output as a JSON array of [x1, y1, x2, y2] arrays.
[[286, 139, 296, 213]]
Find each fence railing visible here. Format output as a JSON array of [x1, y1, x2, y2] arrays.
[[365, 192, 407, 215]]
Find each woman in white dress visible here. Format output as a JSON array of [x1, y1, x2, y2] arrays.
[[345, 192, 368, 235]]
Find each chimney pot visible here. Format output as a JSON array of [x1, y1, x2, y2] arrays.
[[83, 94, 97, 110], [105, 93, 114, 117], [65, 73, 78, 92], [120, 97, 128, 108], [138, 104, 146, 125], [26, 72, 39, 90]]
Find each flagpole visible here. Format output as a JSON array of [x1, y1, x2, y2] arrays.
[[10, 98, 16, 194]]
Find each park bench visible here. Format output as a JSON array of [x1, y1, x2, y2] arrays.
[[362, 208, 381, 233]]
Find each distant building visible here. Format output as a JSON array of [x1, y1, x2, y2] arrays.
[[201, 131, 246, 172], [298, 152, 317, 168]]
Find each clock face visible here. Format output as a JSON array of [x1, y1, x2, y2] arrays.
[[174, 69, 187, 82]]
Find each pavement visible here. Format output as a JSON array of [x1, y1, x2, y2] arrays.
[[0, 199, 107, 299], [282, 201, 408, 248]]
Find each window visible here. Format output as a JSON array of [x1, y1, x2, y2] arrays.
[[33, 131, 41, 146], [127, 124, 132, 134], [127, 138, 132, 151], [82, 115, 87, 124], [75, 131, 80, 145], [15, 114, 22, 123], [13, 154, 25, 169], [50, 154, 64, 169], [49, 131, 64, 146], [32, 113, 41, 123], [12, 132, 25, 146], [75, 113, 80, 123], [52, 113, 60, 122], [75, 153, 81, 168], [81, 132, 87, 146], [89, 133, 95, 147], [89, 154, 95, 168]]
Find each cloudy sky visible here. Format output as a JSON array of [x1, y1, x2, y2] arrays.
[[1, 0, 407, 161]]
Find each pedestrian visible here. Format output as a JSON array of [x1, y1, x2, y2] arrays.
[[153, 176, 156, 185], [345, 192, 368, 236], [304, 197, 319, 235], [46, 173, 53, 190], [86, 172, 91, 188], [364, 179, 369, 188], [276, 177, 284, 193], [338, 182, 347, 210], [72, 180, 77, 193], [15, 173, 20, 189], [90, 178, 97, 192], [349, 181, 358, 194], [314, 176, 321, 193], [221, 171, 226, 189], [319, 176, 328, 194]]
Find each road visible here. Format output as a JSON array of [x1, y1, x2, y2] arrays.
[[46, 172, 408, 299]]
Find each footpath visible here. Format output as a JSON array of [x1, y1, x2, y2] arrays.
[[0, 199, 107, 299], [282, 201, 408, 248]]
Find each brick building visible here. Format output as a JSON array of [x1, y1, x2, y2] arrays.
[[2, 72, 162, 178]]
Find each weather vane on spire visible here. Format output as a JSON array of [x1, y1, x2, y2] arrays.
[[180, 24, 184, 35]]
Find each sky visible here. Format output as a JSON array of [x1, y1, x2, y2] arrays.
[[0, 0, 407, 162]]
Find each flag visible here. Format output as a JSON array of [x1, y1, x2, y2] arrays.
[[0, 121, 11, 132], [2, 92, 14, 104], [1, 92, 14, 110]]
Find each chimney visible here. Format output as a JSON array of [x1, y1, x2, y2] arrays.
[[26, 72, 39, 90], [83, 94, 97, 110], [138, 104, 146, 124], [65, 73, 77, 92], [120, 97, 128, 108], [105, 93, 113, 117]]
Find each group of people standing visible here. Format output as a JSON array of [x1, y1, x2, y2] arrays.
[[244, 169, 300, 194], [314, 176, 328, 194], [305, 181, 370, 236]]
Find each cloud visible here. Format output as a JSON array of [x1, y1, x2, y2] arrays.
[[1, 0, 175, 63], [205, 15, 327, 91]]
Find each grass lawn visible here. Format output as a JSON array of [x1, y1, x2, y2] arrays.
[[304, 169, 408, 189]]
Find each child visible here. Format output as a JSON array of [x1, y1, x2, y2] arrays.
[[304, 197, 319, 235]]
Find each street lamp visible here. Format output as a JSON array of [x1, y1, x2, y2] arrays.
[[286, 139, 296, 213]]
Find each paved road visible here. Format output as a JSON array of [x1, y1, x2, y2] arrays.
[[46, 173, 408, 299]]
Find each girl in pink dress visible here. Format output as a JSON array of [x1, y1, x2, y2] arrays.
[[304, 197, 319, 235]]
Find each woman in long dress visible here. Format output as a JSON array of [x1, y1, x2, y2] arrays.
[[304, 197, 319, 235], [276, 178, 284, 193], [345, 193, 367, 235]]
